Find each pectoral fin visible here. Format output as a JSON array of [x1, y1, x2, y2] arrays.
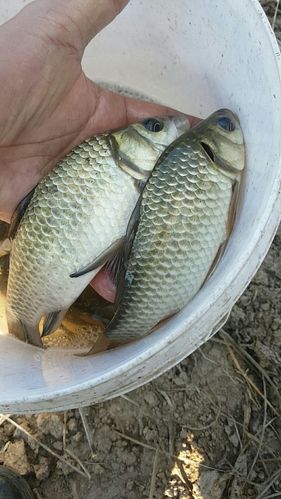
[[105, 198, 142, 339], [70, 238, 124, 278], [104, 199, 141, 304], [42, 309, 67, 337], [111, 197, 142, 311], [105, 246, 125, 287], [9, 187, 36, 240]]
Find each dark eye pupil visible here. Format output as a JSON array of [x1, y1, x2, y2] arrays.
[[218, 117, 235, 132], [143, 118, 163, 132]]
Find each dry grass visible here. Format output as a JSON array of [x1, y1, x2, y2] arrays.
[[0, 414, 91, 480]]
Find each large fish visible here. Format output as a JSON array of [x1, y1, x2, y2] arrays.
[[103, 109, 245, 345], [6, 116, 189, 347]]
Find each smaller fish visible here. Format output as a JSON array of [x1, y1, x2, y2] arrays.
[[6, 115, 189, 347], [96, 109, 245, 349]]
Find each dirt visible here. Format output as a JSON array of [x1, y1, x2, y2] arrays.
[[0, 2, 281, 499]]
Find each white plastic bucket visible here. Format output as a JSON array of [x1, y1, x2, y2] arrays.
[[0, 0, 280, 414]]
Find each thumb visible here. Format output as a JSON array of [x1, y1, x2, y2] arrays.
[[44, 0, 130, 52]]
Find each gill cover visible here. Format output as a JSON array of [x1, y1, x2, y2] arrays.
[[109, 115, 189, 180]]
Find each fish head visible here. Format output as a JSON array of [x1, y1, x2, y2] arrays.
[[193, 109, 245, 179], [110, 116, 189, 180]]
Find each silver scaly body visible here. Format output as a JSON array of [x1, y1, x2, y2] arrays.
[[106, 109, 245, 342], [7, 116, 189, 346]]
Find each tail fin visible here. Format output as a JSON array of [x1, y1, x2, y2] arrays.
[[6, 308, 43, 348]]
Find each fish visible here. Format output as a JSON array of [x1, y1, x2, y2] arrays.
[[103, 109, 245, 345], [6, 115, 189, 347]]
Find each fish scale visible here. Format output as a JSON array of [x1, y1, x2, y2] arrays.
[[106, 110, 245, 342]]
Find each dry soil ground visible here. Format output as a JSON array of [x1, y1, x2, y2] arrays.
[[0, 2, 281, 498]]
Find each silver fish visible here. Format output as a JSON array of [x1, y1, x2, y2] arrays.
[[6, 116, 189, 347], [104, 109, 245, 344]]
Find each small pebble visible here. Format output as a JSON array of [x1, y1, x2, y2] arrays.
[[3, 441, 31, 475], [34, 456, 50, 481], [37, 414, 64, 440]]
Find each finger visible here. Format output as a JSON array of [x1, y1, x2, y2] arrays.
[[76, 0, 129, 46], [91, 267, 116, 303], [44, 0, 130, 51]]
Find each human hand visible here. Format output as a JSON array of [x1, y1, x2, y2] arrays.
[[0, 0, 197, 223]]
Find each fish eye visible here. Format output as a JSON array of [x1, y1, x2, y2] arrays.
[[218, 116, 235, 132], [142, 118, 164, 132]]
